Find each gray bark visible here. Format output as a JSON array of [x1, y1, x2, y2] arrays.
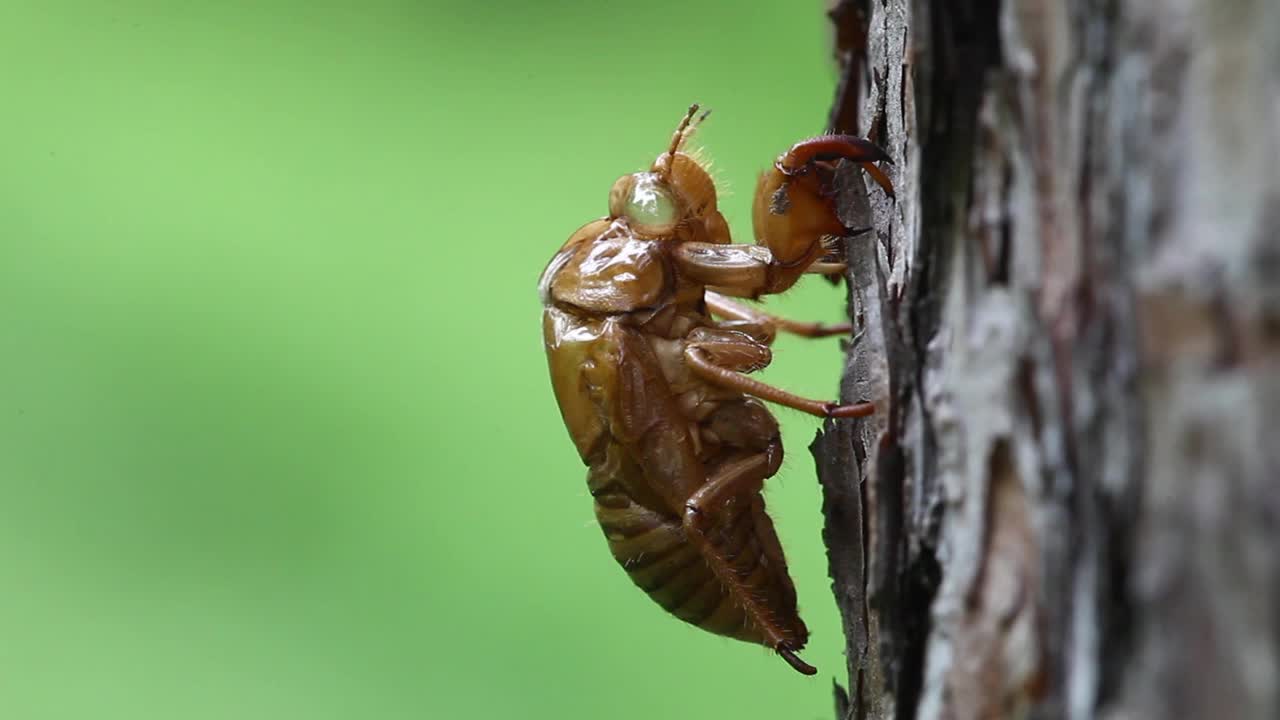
[[812, 2, 1280, 719]]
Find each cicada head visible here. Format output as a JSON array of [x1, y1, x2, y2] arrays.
[[606, 105, 730, 245]]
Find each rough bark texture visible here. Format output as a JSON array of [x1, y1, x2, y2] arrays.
[[812, 2, 1280, 719]]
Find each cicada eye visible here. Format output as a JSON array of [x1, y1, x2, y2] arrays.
[[608, 173, 678, 236]]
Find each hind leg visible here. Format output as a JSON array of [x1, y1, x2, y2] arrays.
[[683, 400, 816, 674], [680, 450, 817, 676]]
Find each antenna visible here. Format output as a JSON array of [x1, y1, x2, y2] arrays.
[[666, 104, 699, 157]]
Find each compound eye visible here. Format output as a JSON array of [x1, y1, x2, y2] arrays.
[[609, 173, 678, 236]]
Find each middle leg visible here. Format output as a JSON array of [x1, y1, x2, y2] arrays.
[[706, 290, 852, 340], [683, 337, 874, 419]]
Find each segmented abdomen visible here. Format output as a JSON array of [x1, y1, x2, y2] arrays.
[[590, 469, 807, 648]]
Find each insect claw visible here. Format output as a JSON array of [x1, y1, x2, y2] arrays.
[[774, 159, 808, 178], [778, 646, 817, 676], [824, 401, 876, 419]]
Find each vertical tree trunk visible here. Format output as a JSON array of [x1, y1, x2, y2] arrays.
[[813, 2, 1280, 718]]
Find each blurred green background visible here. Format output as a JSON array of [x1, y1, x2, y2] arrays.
[[0, 2, 857, 718]]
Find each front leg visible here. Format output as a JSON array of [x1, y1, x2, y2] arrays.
[[747, 134, 894, 294], [674, 243, 834, 299]]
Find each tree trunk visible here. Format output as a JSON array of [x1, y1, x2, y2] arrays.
[[812, 2, 1280, 719]]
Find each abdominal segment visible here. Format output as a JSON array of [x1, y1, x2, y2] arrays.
[[593, 487, 766, 643], [589, 439, 808, 650]]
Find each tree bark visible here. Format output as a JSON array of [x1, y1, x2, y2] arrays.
[[812, 2, 1280, 719]]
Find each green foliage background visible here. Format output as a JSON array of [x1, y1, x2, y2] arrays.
[[1, 2, 858, 718]]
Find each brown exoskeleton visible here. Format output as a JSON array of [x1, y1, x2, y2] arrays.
[[539, 106, 892, 675]]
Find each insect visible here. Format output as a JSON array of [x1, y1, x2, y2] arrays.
[[539, 106, 893, 675]]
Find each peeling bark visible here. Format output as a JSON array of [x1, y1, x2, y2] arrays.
[[813, 2, 1280, 719]]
